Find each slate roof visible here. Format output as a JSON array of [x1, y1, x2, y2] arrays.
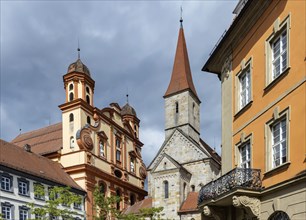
[[0, 139, 84, 192], [164, 26, 199, 100], [11, 123, 62, 156], [178, 192, 199, 213]]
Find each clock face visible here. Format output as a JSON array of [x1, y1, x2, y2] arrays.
[[78, 127, 94, 151], [139, 166, 147, 179]]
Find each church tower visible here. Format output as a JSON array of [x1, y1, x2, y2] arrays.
[[59, 49, 95, 153], [164, 20, 201, 142]]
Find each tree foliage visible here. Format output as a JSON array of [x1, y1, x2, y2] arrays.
[[28, 185, 82, 220]]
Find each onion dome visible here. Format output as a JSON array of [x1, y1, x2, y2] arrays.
[[67, 58, 91, 76], [121, 103, 137, 117]]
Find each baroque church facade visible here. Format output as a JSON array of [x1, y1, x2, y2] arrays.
[[12, 52, 147, 218], [146, 21, 221, 220]]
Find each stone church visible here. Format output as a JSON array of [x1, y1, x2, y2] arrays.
[[124, 20, 221, 220], [12, 51, 147, 219]]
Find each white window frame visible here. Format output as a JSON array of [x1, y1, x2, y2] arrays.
[[1, 173, 13, 192], [18, 178, 29, 196], [240, 141, 251, 168], [235, 57, 253, 113], [265, 14, 291, 86], [235, 133, 253, 168], [271, 118, 287, 168], [19, 207, 28, 220], [265, 107, 290, 172], [1, 202, 13, 220]]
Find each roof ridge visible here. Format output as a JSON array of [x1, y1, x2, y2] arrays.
[[12, 122, 62, 142]]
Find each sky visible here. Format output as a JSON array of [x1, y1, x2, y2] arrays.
[[0, 0, 238, 166]]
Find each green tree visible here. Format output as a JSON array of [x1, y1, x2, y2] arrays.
[[28, 185, 82, 220]]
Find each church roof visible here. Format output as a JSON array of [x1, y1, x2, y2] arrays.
[[122, 197, 152, 215], [67, 58, 91, 76], [0, 139, 84, 192], [164, 24, 199, 100], [11, 123, 62, 156], [178, 192, 199, 213], [121, 103, 137, 116]]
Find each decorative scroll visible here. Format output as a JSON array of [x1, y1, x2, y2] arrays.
[[198, 168, 262, 204], [232, 196, 261, 218], [76, 125, 94, 151], [139, 166, 147, 179]]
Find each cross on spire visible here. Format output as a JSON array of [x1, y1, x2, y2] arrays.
[[180, 6, 183, 28]]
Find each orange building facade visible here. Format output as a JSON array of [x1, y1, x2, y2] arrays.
[[199, 0, 305, 219]]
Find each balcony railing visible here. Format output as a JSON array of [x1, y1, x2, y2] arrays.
[[198, 168, 262, 204]]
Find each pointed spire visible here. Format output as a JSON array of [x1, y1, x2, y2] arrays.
[[164, 19, 199, 101]]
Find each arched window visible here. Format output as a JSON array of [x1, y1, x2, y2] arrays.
[[116, 189, 121, 210], [69, 113, 74, 122], [70, 136, 75, 148], [86, 95, 90, 104], [87, 116, 91, 125], [86, 87, 90, 94], [191, 185, 195, 192], [268, 211, 290, 220], [130, 193, 136, 206], [164, 181, 169, 199], [69, 92, 74, 101], [99, 182, 106, 196], [175, 102, 179, 113], [69, 84, 73, 91]]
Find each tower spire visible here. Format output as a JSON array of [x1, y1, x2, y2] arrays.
[[164, 18, 199, 102], [77, 39, 80, 59], [180, 6, 183, 28]]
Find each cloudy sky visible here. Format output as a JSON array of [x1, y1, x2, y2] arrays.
[[1, 0, 237, 166]]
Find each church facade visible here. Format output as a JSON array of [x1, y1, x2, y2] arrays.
[[146, 21, 221, 220], [12, 53, 147, 219]]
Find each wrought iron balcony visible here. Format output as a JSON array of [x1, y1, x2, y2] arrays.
[[198, 168, 262, 204]]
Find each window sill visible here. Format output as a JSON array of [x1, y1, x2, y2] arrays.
[[234, 101, 253, 119], [263, 161, 291, 178], [264, 66, 290, 93], [0, 189, 13, 193], [19, 193, 30, 197]]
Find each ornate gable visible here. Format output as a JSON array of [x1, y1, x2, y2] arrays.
[[148, 129, 210, 170]]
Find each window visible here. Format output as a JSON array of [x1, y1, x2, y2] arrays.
[[35, 213, 43, 219], [191, 185, 195, 192], [183, 182, 187, 201], [69, 113, 74, 122], [116, 189, 121, 210], [164, 181, 169, 199], [34, 183, 45, 200], [69, 92, 74, 101], [19, 206, 29, 220], [99, 140, 105, 157], [74, 202, 81, 210], [175, 102, 179, 113], [272, 30, 287, 79], [240, 142, 251, 168], [18, 178, 29, 196], [239, 66, 251, 109], [271, 119, 287, 168], [86, 87, 90, 94], [130, 193, 136, 206], [130, 157, 135, 173], [116, 150, 121, 162], [268, 211, 290, 220], [265, 107, 290, 172], [86, 95, 90, 104], [266, 15, 290, 85], [69, 84, 73, 91], [1, 203, 13, 220], [70, 136, 75, 149], [1, 173, 13, 192], [87, 116, 91, 125], [99, 182, 106, 195]]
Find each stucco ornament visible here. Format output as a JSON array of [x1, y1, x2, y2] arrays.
[[76, 125, 94, 151], [202, 206, 224, 220], [232, 196, 261, 219]]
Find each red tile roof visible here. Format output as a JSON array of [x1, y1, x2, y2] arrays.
[[178, 192, 199, 213], [122, 197, 152, 215], [164, 27, 199, 100], [0, 139, 84, 192], [11, 123, 62, 155], [200, 139, 221, 164]]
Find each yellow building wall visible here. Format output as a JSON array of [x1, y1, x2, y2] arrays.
[[231, 0, 305, 188]]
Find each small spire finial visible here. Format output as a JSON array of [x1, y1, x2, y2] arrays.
[[180, 6, 183, 27], [77, 39, 80, 59], [126, 94, 129, 104]]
